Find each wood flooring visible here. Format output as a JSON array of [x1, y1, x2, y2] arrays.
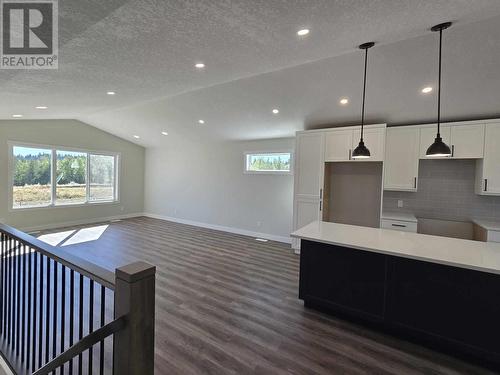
[[37, 217, 495, 375]]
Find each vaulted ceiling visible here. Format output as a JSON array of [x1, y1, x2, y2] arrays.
[[2, 0, 500, 146]]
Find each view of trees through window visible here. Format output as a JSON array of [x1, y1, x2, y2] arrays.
[[12, 145, 117, 209], [56, 151, 87, 205], [13, 147, 52, 208], [246, 153, 291, 172]]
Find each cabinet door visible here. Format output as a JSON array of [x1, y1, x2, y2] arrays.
[[352, 127, 386, 162], [294, 198, 321, 230], [449, 123, 485, 159], [325, 129, 353, 161], [419, 125, 451, 158], [384, 127, 419, 191], [481, 123, 500, 194], [295, 133, 324, 198]]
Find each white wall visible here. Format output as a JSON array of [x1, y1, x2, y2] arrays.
[[144, 136, 294, 242], [0, 120, 145, 230]]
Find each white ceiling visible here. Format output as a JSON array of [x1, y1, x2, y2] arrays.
[[2, 0, 500, 146]]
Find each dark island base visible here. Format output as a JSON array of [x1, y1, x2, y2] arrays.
[[299, 239, 500, 371]]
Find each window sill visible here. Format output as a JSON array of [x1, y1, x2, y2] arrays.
[[10, 200, 120, 212]]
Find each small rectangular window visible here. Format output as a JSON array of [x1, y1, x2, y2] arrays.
[[12, 146, 52, 209], [245, 152, 292, 174]]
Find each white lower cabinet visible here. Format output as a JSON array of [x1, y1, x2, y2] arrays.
[[384, 127, 419, 191], [381, 219, 417, 233]]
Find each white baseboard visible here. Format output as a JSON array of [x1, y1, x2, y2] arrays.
[[143, 212, 292, 245], [20, 212, 144, 233]]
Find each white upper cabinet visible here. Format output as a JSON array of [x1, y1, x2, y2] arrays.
[[352, 127, 386, 162], [384, 127, 420, 191], [324, 129, 353, 162], [476, 123, 500, 195], [294, 132, 324, 198], [419, 124, 451, 158], [449, 123, 485, 159], [419, 123, 485, 159]]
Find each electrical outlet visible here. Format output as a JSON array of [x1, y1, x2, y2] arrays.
[[397, 200, 404, 208]]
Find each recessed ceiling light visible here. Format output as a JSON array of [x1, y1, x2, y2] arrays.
[[422, 86, 433, 94], [12, 114, 23, 118], [35, 106, 48, 110], [161, 131, 168, 136], [198, 119, 205, 124], [272, 109, 279, 114], [195, 63, 205, 69], [297, 29, 310, 36], [107, 91, 116, 95], [339, 98, 349, 105], [133, 135, 140, 139]]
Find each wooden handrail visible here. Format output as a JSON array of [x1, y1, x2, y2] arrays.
[[32, 316, 127, 375], [0, 223, 115, 290]]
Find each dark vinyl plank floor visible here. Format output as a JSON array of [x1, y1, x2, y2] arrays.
[[38, 217, 495, 375]]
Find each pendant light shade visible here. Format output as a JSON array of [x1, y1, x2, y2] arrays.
[[426, 22, 452, 157], [352, 42, 375, 160]]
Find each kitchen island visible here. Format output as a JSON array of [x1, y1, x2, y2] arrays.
[[291, 221, 500, 369]]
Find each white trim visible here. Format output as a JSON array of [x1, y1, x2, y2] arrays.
[[0, 354, 14, 375], [19, 212, 143, 233], [143, 212, 292, 245]]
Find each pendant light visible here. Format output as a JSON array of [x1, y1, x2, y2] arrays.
[[426, 22, 452, 157], [352, 42, 375, 159]]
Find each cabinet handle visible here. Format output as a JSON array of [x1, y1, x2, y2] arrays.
[[348, 149, 352, 160], [485, 179, 488, 192], [319, 201, 322, 211], [451, 145, 455, 157], [414, 177, 417, 189], [319, 188, 323, 199], [392, 224, 407, 228]]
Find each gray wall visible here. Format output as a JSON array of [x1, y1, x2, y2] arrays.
[[383, 159, 500, 222], [0, 120, 145, 230], [144, 136, 294, 241]]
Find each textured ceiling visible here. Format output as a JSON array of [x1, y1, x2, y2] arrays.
[[2, 0, 500, 146]]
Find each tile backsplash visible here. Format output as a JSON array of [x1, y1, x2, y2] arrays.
[[383, 159, 500, 222]]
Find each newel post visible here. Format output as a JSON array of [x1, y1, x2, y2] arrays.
[[113, 261, 156, 375]]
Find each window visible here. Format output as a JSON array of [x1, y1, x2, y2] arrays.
[[10, 143, 119, 210], [56, 150, 87, 205], [244, 152, 292, 174], [13, 146, 52, 209]]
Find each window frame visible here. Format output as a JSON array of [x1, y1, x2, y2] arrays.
[[8, 141, 120, 211], [243, 150, 293, 175]]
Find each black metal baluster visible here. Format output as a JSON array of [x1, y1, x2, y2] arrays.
[[20, 244, 26, 361], [88, 280, 94, 375], [99, 285, 105, 375], [78, 274, 84, 375], [32, 251, 38, 369], [7, 238, 12, 346], [38, 254, 44, 369], [27, 246, 32, 370], [16, 239, 20, 354], [0, 233, 4, 337], [59, 265, 66, 375], [46, 257, 51, 364], [52, 261, 58, 375], [69, 269, 74, 374]]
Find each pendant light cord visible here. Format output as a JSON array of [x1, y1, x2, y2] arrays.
[[361, 47, 368, 141], [437, 28, 442, 137]]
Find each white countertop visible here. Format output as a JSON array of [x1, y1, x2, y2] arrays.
[[473, 219, 500, 232], [291, 221, 500, 275], [381, 211, 417, 223]]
